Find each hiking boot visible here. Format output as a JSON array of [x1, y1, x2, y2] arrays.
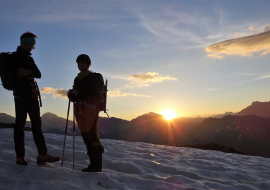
[[83, 145, 103, 172], [16, 157, 28, 166], [81, 165, 102, 172], [37, 154, 60, 164]]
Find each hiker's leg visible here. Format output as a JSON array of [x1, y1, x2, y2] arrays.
[[87, 144, 104, 171], [76, 112, 89, 144], [75, 109, 94, 168], [84, 106, 99, 140], [82, 106, 99, 155], [28, 98, 47, 155], [14, 99, 28, 158], [84, 107, 103, 171], [75, 109, 94, 158]]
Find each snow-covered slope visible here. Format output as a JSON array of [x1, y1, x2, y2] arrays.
[[0, 128, 269, 190]]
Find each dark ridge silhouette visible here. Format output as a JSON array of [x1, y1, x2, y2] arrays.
[[0, 113, 31, 127], [1, 110, 270, 158], [237, 101, 270, 118], [190, 114, 270, 157], [186, 142, 243, 154], [209, 111, 236, 118]]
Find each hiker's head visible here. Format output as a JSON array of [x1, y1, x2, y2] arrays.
[[76, 54, 91, 71], [20, 31, 37, 52]]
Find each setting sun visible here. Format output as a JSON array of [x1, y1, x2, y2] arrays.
[[162, 109, 177, 120]]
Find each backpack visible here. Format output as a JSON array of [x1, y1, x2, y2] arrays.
[[68, 72, 109, 116], [92, 73, 109, 117], [0, 52, 16, 91]]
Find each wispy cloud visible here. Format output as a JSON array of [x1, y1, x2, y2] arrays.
[[240, 72, 259, 76], [206, 25, 270, 59], [254, 74, 270, 81], [249, 25, 258, 34], [207, 88, 219, 92], [138, 10, 212, 49], [126, 72, 177, 88], [41, 87, 150, 98], [234, 32, 241, 38], [108, 90, 150, 97], [261, 25, 270, 33], [130, 72, 177, 82], [41, 87, 68, 99], [236, 72, 270, 85]]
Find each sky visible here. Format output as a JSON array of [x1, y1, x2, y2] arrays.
[[1, 0, 270, 120]]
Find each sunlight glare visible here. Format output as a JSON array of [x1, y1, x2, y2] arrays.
[[162, 109, 177, 120]]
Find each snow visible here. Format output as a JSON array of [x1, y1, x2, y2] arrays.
[[0, 128, 270, 190]]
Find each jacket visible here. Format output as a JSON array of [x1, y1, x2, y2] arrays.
[[68, 71, 100, 103], [9, 46, 41, 98]]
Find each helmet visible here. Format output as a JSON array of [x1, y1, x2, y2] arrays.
[[76, 54, 91, 65]]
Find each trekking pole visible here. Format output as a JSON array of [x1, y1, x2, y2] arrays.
[[104, 79, 109, 118], [73, 102, 76, 170], [61, 100, 71, 167]]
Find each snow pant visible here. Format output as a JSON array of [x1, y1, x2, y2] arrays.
[[75, 104, 104, 170], [14, 98, 47, 158]]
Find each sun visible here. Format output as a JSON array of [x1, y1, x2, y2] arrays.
[[162, 109, 177, 120]]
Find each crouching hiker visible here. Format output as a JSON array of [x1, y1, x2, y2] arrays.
[[6, 31, 60, 165], [68, 54, 104, 172]]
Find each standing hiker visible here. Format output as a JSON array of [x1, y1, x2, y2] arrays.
[[10, 31, 60, 165], [67, 54, 104, 172]]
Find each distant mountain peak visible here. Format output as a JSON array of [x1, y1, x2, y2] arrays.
[[42, 112, 59, 117], [0, 112, 14, 122], [237, 101, 270, 118], [208, 111, 236, 118]]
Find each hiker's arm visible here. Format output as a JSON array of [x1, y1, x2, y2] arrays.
[[16, 59, 41, 78], [29, 59, 41, 79], [70, 89, 78, 96], [70, 79, 79, 96], [17, 68, 32, 77]]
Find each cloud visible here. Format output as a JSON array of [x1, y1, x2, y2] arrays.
[[108, 90, 150, 97], [40, 87, 55, 94], [254, 74, 270, 81], [41, 87, 68, 99], [207, 53, 225, 60], [234, 32, 241, 39], [206, 26, 270, 59], [237, 73, 270, 84], [111, 72, 177, 89], [240, 72, 259, 76], [123, 72, 177, 89], [249, 25, 258, 34], [41, 87, 150, 99], [261, 25, 270, 33], [129, 72, 177, 82], [54, 89, 69, 98], [138, 11, 211, 48], [207, 88, 219, 92]]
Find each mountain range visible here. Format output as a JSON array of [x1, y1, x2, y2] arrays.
[[1, 100, 270, 158], [236, 101, 270, 118]]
